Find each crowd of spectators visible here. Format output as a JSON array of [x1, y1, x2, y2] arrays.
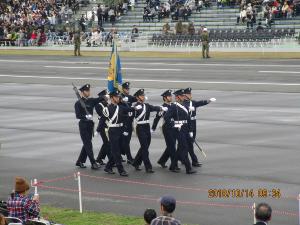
[[0, 176, 274, 225], [236, 0, 300, 28], [143, 0, 194, 22], [0, 0, 79, 46]]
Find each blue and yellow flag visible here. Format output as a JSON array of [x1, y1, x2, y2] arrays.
[[107, 41, 122, 93]]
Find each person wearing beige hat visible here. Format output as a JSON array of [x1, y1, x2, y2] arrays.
[[7, 177, 40, 224]]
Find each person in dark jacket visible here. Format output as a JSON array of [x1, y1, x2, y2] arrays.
[[183, 87, 215, 167], [95, 89, 110, 165], [254, 203, 272, 225], [132, 89, 167, 173], [103, 90, 134, 176], [75, 84, 103, 170], [152, 90, 178, 172], [164, 89, 196, 174], [120, 82, 137, 164]]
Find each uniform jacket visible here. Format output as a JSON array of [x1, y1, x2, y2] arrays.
[[152, 102, 172, 130]]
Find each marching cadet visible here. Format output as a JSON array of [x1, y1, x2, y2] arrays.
[[132, 89, 168, 173], [152, 90, 178, 172], [103, 90, 134, 177], [164, 89, 197, 174], [95, 89, 110, 165], [75, 84, 103, 170], [184, 87, 216, 167], [120, 82, 137, 164]]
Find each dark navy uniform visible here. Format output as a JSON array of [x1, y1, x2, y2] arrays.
[[95, 89, 110, 165], [104, 90, 133, 176], [184, 87, 210, 166], [120, 82, 137, 163], [152, 90, 177, 171], [75, 84, 103, 169], [132, 89, 162, 173], [164, 89, 196, 174]]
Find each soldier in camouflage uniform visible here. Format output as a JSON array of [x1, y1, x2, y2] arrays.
[[74, 31, 81, 56], [201, 27, 210, 59]]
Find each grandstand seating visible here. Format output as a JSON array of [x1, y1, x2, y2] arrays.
[[150, 28, 296, 47]]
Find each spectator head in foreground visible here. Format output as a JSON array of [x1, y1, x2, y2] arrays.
[[14, 177, 30, 194], [7, 177, 40, 223], [150, 195, 181, 225], [255, 203, 272, 224], [144, 208, 157, 225], [0, 214, 7, 225]]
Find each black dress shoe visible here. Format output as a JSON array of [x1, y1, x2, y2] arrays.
[[134, 166, 142, 171], [158, 162, 167, 168], [119, 171, 129, 177], [96, 159, 106, 166], [76, 162, 87, 169], [186, 169, 197, 174], [146, 169, 155, 173], [169, 168, 180, 173], [91, 163, 100, 170], [175, 166, 181, 171], [192, 162, 202, 167], [104, 168, 115, 174]]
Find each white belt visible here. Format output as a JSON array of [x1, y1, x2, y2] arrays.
[[108, 123, 123, 127], [174, 120, 187, 124], [136, 120, 150, 124], [190, 116, 197, 120]]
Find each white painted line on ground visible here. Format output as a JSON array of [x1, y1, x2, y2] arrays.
[[1, 59, 300, 68], [1, 74, 300, 86], [44, 65, 182, 71], [259, 71, 300, 74]]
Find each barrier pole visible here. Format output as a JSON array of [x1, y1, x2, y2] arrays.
[[253, 202, 256, 224], [33, 178, 38, 196], [77, 172, 83, 213]]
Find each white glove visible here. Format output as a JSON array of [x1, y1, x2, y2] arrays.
[[210, 97, 216, 102], [122, 97, 128, 102], [150, 129, 154, 133], [123, 132, 129, 136], [135, 105, 142, 110], [161, 106, 168, 112], [189, 106, 195, 111], [174, 124, 182, 129], [145, 96, 148, 100], [189, 132, 194, 138], [85, 114, 93, 120]]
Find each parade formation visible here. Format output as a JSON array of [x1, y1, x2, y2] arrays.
[[74, 82, 216, 177]]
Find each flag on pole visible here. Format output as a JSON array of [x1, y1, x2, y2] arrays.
[[107, 39, 122, 93]]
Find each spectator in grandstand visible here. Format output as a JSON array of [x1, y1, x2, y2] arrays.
[[144, 209, 157, 225], [7, 177, 40, 224], [0, 214, 7, 225], [188, 22, 195, 35], [175, 20, 183, 34], [79, 14, 86, 32], [162, 22, 171, 34], [256, 22, 264, 31], [97, 4, 103, 27], [151, 195, 181, 225], [108, 8, 116, 25], [254, 203, 272, 225], [0, 25, 4, 40], [28, 30, 38, 46], [131, 25, 139, 41], [143, 7, 151, 22]]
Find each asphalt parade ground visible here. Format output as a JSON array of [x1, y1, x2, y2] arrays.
[[0, 55, 299, 225]]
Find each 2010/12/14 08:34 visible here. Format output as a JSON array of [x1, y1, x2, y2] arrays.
[[207, 188, 281, 199]]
